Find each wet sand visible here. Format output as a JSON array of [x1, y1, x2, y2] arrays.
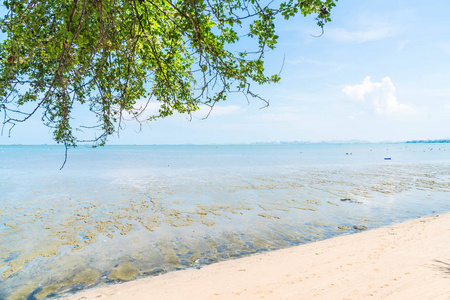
[[63, 212, 450, 300]]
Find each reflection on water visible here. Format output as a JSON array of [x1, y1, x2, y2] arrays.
[[0, 144, 449, 299]]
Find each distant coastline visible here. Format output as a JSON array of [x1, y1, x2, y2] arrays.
[[406, 139, 450, 143], [2, 139, 450, 146]]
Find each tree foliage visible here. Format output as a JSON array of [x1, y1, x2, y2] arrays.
[[0, 0, 337, 147]]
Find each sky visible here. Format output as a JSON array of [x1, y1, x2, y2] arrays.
[[1, 0, 450, 145]]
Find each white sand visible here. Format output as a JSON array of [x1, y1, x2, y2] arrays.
[[64, 213, 450, 300]]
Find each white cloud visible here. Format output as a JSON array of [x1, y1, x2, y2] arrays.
[[327, 27, 395, 43], [326, 9, 413, 44], [286, 57, 329, 66], [250, 112, 300, 122], [342, 76, 415, 115], [119, 100, 161, 121], [120, 100, 245, 121], [397, 40, 409, 52], [348, 111, 366, 120], [192, 105, 246, 118], [442, 44, 450, 54], [285, 57, 346, 78]]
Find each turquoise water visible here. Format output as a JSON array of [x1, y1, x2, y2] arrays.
[[0, 143, 449, 299]]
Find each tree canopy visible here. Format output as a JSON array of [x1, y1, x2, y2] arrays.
[[0, 0, 337, 147]]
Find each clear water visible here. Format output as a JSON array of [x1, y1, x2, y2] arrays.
[[0, 143, 449, 299]]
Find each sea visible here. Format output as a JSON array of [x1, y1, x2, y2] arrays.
[[0, 143, 449, 299]]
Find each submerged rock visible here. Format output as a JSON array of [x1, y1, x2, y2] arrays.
[[337, 226, 351, 230], [340, 198, 362, 204], [353, 225, 368, 231]]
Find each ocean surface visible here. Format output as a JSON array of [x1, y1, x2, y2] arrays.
[[0, 143, 449, 299]]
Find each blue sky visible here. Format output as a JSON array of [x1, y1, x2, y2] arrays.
[[1, 0, 450, 145]]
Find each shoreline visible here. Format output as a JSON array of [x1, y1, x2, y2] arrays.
[[63, 213, 450, 299]]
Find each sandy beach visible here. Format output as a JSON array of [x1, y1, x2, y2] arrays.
[[63, 212, 450, 300]]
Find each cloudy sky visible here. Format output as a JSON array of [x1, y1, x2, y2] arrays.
[[1, 0, 450, 145]]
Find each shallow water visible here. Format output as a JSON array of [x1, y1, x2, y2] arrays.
[[0, 143, 449, 299]]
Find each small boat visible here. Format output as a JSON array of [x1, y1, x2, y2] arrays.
[[384, 157, 392, 160]]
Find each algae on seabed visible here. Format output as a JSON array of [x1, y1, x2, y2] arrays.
[[109, 261, 139, 281]]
